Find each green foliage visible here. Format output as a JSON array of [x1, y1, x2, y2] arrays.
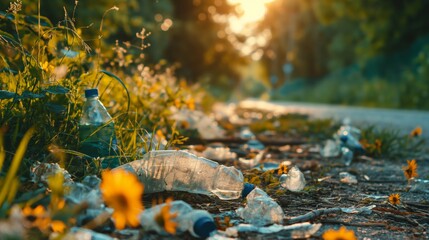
[[360, 126, 425, 160], [0, 1, 197, 179]]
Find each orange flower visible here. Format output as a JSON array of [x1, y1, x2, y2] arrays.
[[154, 198, 178, 235], [403, 159, 418, 180], [50, 220, 67, 233], [410, 126, 422, 137], [278, 163, 288, 175], [323, 226, 357, 240], [374, 139, 382, 153], [388, 193, 400, 205], [100, 169, 144, 229], [22, 205, 50, 231]]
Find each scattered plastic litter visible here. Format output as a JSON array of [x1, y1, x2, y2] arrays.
[[202, 147, 237, 162], [172, 109, 225, 139], [238, 151, 265, 169], [341, 146, 353, 166], [30, 162, 73, 185], [118, 150, 254, 200], [239, 127, 256, 139], [216, 222, 321, 238], [63, 227, 114, 240], [64, 182, 102, 207], [321, 120, 365, 166], [409, 178, 429, 193], [242, 139, 265, 151], [339, 172, 358, 184], [341, 205, 375, 214], [279, 166, 306, 192], [139, 132, 168, 154], [236, 187, 284, 226]]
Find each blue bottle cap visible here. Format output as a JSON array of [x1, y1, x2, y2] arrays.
[[241, 183, 255, 198], [339, 135, 348, 143], [84, 88, 99, 98], [193, 217, 216, 238]]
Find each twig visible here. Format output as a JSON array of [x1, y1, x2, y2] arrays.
[[321, 219, 387, 227], [286, 207, 342, 224]]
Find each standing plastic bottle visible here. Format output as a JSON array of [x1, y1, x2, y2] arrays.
[[140, 200, 217, 238], [118, 150, 255, 200], [79, 88, 119, 169]]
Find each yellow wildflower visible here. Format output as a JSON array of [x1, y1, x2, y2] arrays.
[[388, 193, 400, 205], [322, 226, 357, 240], [100, 169, 144, 229], [403, 159, 418, 180], [154, 198, 178, 235], [410, 126, 422, 137], [41, 61, 54, 73]]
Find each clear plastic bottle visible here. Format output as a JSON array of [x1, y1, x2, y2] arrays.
[[140, 200, 217, 238], [79, 88, 119, 168], [236, 187, 285, 226], [119, 150, 255, 200]]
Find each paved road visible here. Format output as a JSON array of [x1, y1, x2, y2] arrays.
[[239, 99, 429, 141]]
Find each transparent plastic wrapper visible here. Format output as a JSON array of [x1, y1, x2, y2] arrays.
[[79, 88, 119, 168], [279, 166, 306, 192], [30, 162, 73, 185], [117, 150, 254, 200], [64, 182, 102, 208], [141, 201, 216, 238], [202, 147, 237, 162], [320, 139, 340, 158], [339, 172, 358, 184], [236, 187, 284, 226]]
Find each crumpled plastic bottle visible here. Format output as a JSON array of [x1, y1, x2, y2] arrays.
[[140, 200, 217, 238], [279, 166, 306, 192], [117, 150, 255, 200], [236, 187, 285, 226]]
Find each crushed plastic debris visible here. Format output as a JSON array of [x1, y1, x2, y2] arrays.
[[30, 162, 73, 185], [172, 109, 225, 139], [118, 150, 253, 200], [321, 120, 365, 166], [236, 187, 284, 226], [202, 147, 237, 162], [64, 182, 102, 207], [238, 151, 265, 169], [279, 166, 306, 192], [339, 172, 358, 184]]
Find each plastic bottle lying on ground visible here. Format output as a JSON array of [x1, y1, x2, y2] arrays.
[[117, 150, 255, 200], [236, 187, 285, 226], [140, 200, 217, 238]]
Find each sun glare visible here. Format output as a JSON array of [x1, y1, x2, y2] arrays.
[[228, 0, 274, 33]]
